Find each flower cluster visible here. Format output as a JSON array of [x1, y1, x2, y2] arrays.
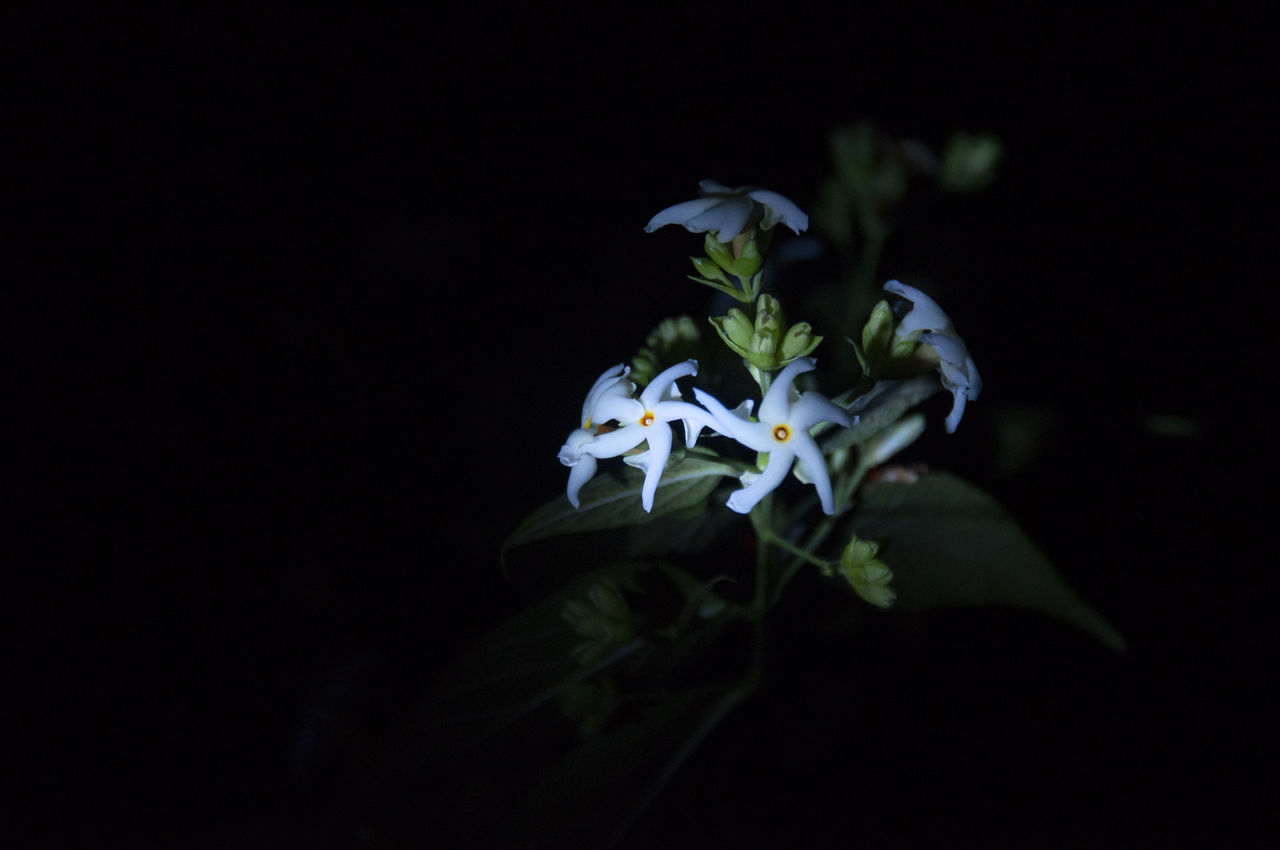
[[556, 183, 980, 521], [559, 356, 853, 516]]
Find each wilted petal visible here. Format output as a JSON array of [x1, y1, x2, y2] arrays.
[[941, 391, 969, 435], [921, 332, 980, 395]]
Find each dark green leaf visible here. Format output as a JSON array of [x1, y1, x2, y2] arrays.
[[852, 471, 1124, 650], [503, 455, 737, 557]]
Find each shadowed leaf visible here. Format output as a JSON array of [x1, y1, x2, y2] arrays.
[[853, 471, 1124, 650]]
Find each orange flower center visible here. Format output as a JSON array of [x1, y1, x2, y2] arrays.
[[640, 412, 655, 426], [773, 425, 791, 442]]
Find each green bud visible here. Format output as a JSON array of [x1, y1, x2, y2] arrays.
[[562, 581, 636, 665], [754, 293, 783, 337], [588, 582, 630, 622], [841, 536, 880, 567], [838, 534, 895, 608], [731, 233, 763, 278], [712, 294, 824, 370], [708, 308, 756, 361], [939, 131, 1002, 193], [701, 229, 766, 282], [842, 561, 897, 608], [780, 321, 822, 361], [861, 300, 894, 361], [703, 231, 736, 271], [689, 255, 731, 286]]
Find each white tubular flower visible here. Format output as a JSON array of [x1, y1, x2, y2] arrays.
[[883, 280, 982, 434], [693, 357, 852, 515], [557, 360, 719, 513], [644, 179, 809, 243]]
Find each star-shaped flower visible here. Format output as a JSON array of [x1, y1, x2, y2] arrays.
[[644, 180, 809, 243], [692, 357, 852, 515], [883, 280, 982, 434], [557, 360, 719, 512]]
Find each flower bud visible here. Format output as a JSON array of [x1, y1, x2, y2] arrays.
[[562, 581, 636, 665], [839, 534, 896, 608], [781, 321, 822, 362], [939, 131, 1002, 193], [689, 255, 731, 287], [861, 299, 895, 362], [712, 295, 823, 371]]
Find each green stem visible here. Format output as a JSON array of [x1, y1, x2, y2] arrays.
[[758, 528, 832, 573]]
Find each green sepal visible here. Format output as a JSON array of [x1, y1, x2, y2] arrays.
[[689, 255, 731, 286]]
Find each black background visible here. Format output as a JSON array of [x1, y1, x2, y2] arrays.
[[10, 6, 1269, 848]]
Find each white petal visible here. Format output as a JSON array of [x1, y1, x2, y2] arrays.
[[697, 179, 734, 195], [693, 388, 774, 452], [583, 423, 646, 459], [758, 357, 816, 424], [566, 454, 598, 508], [652, 399, 719, 447], [582, 364, 631, 427], [687, 197, 753, 242], [943, 389, 968, 435], [639, 359, 698, 408], [644, 198, 721, 233], [789, 435, 836, 514], [558, 428, 595, 465], [592, 394, 645, 427], [747, 189, 809, 234], [788, 391, 853, 431], [637, 424, 674, 512], [725, 449, 794, 514], [883, 280, 954, 336]]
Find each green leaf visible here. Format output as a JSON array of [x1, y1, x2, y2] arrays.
[[852, 471, 1124, 650], [503, 455, 738, 557], [407, 562, 651, 759]]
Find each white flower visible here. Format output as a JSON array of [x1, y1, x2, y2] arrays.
[[692, 357, 852, 515], [883, 280, 982, 434], [644, 179, 809, 243], [558, 360, 719, 513]]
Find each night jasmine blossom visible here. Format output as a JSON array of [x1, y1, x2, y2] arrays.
[[558, 360, 718, 512], [693, 357, 852, 515], [645, 180, 809, 242]]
